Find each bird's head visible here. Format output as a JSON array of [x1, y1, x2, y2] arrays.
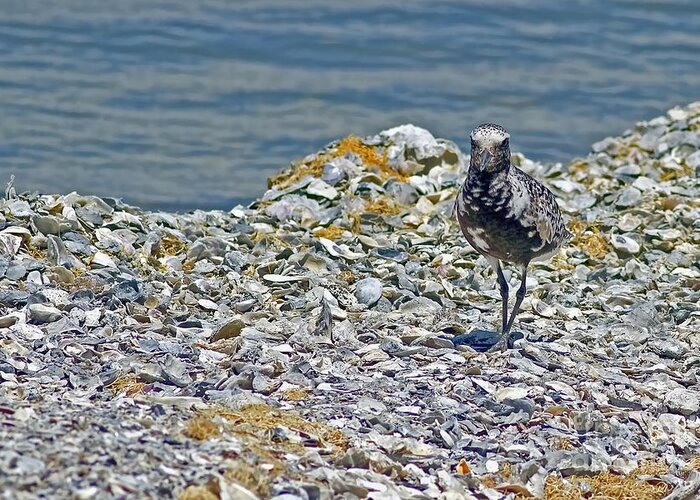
[[469, 123, 511, 174]]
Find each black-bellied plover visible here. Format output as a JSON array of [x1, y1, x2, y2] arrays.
[[456, 124, 570, 351]]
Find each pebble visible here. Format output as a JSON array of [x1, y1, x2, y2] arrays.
[[686, 150, 700, 170], [664, 388, 700, 416], [306, 179, 339, 200], [27, 303, 62, 323], [615, 187, 642, 208], [611, 234, 641, 255], [5, 264, 27, 280], [354, 278, 383, 306]]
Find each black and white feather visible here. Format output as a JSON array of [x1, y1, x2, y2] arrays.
[[456, 123, 570, 349]]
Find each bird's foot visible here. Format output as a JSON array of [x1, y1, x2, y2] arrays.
[[486, 330, 526, 353], [486, 335, 509, 353]]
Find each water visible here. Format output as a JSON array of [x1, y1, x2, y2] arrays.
[[0, 0, 698, 211]]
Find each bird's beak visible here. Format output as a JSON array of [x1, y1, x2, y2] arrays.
[[479, 149, 492, 169]]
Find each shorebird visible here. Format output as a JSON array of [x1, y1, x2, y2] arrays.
[[456, 124, 570, 351]]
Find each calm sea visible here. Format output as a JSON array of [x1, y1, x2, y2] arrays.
[[1, 0, 699, 210]]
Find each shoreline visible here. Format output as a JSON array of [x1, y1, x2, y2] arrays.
[[1, 102, 699, 499]]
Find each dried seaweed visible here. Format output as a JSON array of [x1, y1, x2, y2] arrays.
[[313, 225, 345, 241], [569, 220, 609, 259], [107, 374, 146, 397], [541, 462, 672, 500], [364, 198, 403, 216], [268, 134, 402, 190]]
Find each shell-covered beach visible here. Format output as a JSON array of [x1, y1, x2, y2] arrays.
[[1, 103, 699, 499]]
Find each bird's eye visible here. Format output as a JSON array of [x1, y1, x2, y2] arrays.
[[501, 138, 509, 146]]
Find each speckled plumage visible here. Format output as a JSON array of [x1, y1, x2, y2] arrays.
[[457, 123, 570, 349]]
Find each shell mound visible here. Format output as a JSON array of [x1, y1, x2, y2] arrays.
[[1, 104, 699, 499]]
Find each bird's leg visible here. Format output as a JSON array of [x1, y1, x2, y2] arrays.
[[504, 264, 529, 334], [483, 258, 511, 353], [494, 262, 509, 334]]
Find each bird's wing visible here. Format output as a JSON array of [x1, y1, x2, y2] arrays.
[[513, 167, 560, 244], [535, 207, 555, 244]]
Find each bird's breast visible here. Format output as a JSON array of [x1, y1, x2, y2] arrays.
[[456, 183, 549, 264]]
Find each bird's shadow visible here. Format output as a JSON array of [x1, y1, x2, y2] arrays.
[[452, 329, 525, 352]]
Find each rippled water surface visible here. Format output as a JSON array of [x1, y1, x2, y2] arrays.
[[1, 1, 699, 210]]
